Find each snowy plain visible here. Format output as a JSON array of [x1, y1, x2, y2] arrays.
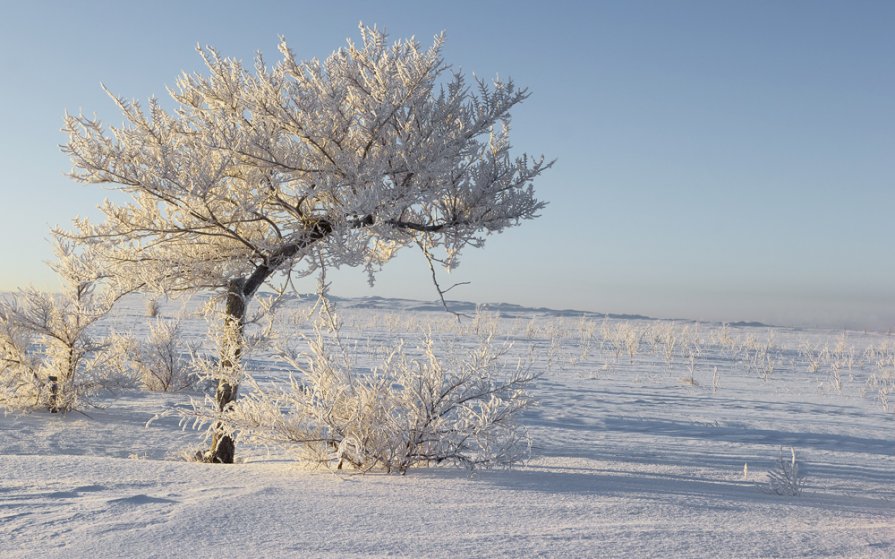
[[2, 294, 893, 558]]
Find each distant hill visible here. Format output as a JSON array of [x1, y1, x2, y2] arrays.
[[4, 290, 779, 329], [305, 294, 781, 328], [273, 292, 655, 322]]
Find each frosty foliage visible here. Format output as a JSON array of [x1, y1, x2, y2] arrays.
[[0, 239, 130, 412], [765, 447, 805, 497], [185, 309, 538, 473], [124, 318, 198, 392], [62, 24, 549, 462], [145, 298, 160, 318], [61, 24, 550, 297]]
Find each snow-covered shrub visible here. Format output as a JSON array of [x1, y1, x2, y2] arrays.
[[127, 318, 198, 392], [867, 369, 894, 413], [576, 317, 597, 361], [0, 306, 42, 409], [188, 320, 538, 473], [682, 340, 701, 386], [765, 447, 805, 496], [0, 240, 125, 412], [145, 298, 160, 318]]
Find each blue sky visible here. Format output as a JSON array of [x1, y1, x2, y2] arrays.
[[0, 1, 892, 329]]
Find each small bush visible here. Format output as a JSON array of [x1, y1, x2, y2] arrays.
[[128, 318, 198, 392], [145, 298, 161, 318], [765, 447, 805, 496], [0, 240, 123, 412], [188, 323, 538, 473]]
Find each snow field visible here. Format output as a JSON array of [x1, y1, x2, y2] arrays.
[[2, 294, 893, 558]]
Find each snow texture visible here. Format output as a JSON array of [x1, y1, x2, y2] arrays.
[[2, 294, 893, 558]]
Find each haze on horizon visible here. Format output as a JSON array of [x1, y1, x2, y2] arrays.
[[0, 1, 892, 331]]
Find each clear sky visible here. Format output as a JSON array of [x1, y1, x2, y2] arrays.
[[0, 0, 892, 330]]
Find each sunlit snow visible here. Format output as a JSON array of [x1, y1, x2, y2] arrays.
[[2, 294, 893, 558]]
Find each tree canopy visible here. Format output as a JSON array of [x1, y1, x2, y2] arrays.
[[62, 25, 550, 300]]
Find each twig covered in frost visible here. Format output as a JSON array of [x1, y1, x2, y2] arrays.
[[182, 309, 539, 473], [145, 298, 160, 318], [125, 317, 199, 392], [765, 447, 805, 496], [0, 237, 133, 412]]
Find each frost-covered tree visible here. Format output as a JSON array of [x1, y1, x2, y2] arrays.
[[62, 25, 550, 462], [0, 239, 127, 412]]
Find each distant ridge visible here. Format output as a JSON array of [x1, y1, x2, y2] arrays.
[[308, 294, 780, 328], [112, 291, 781, 329], [275, 292, 657, 322], [728, 320, 773, 328]]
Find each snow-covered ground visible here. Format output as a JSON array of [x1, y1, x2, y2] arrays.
[[2, 294, 893, 558]]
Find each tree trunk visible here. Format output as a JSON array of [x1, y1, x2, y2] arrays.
[[203, 223, 333, 463], [207, 278, 247, 463]]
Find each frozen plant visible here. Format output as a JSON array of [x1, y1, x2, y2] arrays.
[[866, 364, 894, 413], [63, 24, 550, 462], [710, 323, 736, 351], [470, 309, 500, 339], [830, 361, 843, 393], [623, 323, 642, 363], [760, 351, 776, 382], [127, 318, 198, 392], [523, 318, 541, 340], [660, 322, 678, 369], [576, 317, 597, 361], [765, 447, 805, 497], [681, 341, 700, 386], [830, 343, 855, 383], [0, 238, 130, 412], [801, 342, 825, 375], [600, 321, 630, 363], [0, 308, 41, 410], [145, 297, 160, 318], [189, 319, 538, 473], [744, 336, 777, 382]]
